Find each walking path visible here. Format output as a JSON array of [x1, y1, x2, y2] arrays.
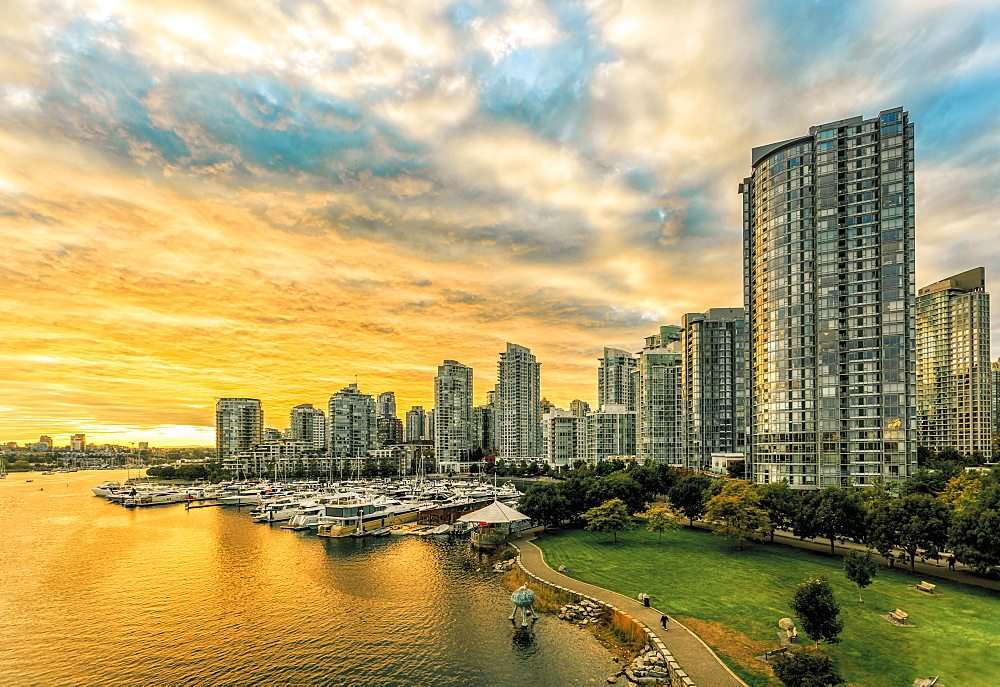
[[514, 533, 746, 687]]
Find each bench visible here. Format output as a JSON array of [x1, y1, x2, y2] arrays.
[[916, 581, 937, 594], [890, 608, 909, 623], [915, 677, 939, 687], [765, 648, 788, 659]]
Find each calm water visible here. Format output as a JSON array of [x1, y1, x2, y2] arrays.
[[0, 471, 616, 686]]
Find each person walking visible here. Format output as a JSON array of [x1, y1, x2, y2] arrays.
[[660, 614, 668, 629]]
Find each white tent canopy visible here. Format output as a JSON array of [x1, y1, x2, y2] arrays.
[[457, 500, 530, 524]]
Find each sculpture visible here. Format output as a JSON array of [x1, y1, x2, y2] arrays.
[[510, 584, 537, 627]]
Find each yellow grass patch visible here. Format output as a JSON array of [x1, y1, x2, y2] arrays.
[[676, 616, 780, 686]]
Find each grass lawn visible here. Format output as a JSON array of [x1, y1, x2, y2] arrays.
[[533, 525, 1000, 687]]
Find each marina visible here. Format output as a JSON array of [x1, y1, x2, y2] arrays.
[[0, 470, 616, 685]]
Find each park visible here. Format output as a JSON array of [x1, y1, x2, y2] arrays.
[[531, 523, 1000, 687]]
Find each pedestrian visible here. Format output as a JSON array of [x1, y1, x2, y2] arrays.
[[948, 556, 955, 571], [660, 615, 668, 629]]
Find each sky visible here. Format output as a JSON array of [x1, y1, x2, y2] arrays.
[[2, 0, 999, 447]]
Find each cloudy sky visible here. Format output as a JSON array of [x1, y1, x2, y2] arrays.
[[2, 0, 999, 446]]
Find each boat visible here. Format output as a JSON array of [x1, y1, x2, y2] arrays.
[[316, 497, 425, 538], [122, 489, 192, 507], [370, 527, 391, 537], [91, 481, 125, 497], [431, 524, 452, 536]]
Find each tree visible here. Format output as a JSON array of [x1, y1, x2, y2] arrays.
[[644, 506, 681, 544], [703, 481, 771, 550], [726, 459, 747, 480], [843, 551, 877, 603], [949, 483, 1000, 573], [757, 480, 800, 543], [864, 498, 902, 565], [587, 472, 649, 515], [895, 493, 951, 571], [518, 483, 571, 530], [794, 487, 865, 555], [557, 475, 598, 519], [789, 577, 843, 646], [668, 475, 712, 525], [582, 498, 637, 543], [771, 647, 844, 687]]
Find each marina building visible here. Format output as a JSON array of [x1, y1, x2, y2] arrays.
[[215, 398, 263, 462], [741, 108, 917, 488], [636, 326, 684, 465], [290, 403, 327, 452], [328, 384, 376, 464], [916, 268, 992, 456], [495, 343, 542, 459], [682, 309, 746, 470], [434, 360, 474, 472]]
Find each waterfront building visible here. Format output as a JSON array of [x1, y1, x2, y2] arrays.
[[543, 408, 586, 467], [473, 403, 496, 455], [586, 404, 637, 464], [741, 108, 917, 488], [405, 406, 426, 442], [426, 409, 435, 442], [682, 309, 746, 470], [263, 428, 283, 441], [71, 434, 86, 452], [598, 348, 639, 411], [570, 399, 591, 417], [636, 325, 684, 465], [224, 439, 324, 477], [290, 403, 327, 452], [434, 360, 474, 472], [39, 435, 53, 449], [328, 384, 376, 464], [215, 398, 263, 462], [916, 268, 992, 456], [495, 343, 542, 459]]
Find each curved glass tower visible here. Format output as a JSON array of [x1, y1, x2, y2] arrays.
[[741, 108, 916, 488]]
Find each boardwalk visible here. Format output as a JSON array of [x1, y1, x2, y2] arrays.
[[514, 534, 747, 687]]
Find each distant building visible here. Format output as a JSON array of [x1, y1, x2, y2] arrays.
[[543, 408, 586, 467], [71, 434, 86, 452], [916, 268, 992, 456], [290, 403, 327, 452], [682, 309, 746, 470], [993, 358, 1000, 438], [215, 398, 263, 461], [473, 403, 495, 455], [598, 348, 638, 411], [586, 404, 636, 464], [263, 428, 283, 441], [434, 360, 474, 472], [376, 392, 397, 419], [328, 384, 376, 462], [636, 325, 683, 465], [569, 399, 591, 417], [39, 435, 53, 449], [495, 343, 542, 458], [405, 406, 426, 442]]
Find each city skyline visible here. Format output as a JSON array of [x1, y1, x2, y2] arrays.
[[3, 1, 1000, 446]]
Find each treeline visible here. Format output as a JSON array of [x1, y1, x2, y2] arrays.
[[517, 458, 1000, 576], [145, 462, 228, 482]]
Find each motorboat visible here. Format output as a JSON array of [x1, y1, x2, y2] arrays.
[[122, 489, 192, 507], [316, 497, 426, 538]]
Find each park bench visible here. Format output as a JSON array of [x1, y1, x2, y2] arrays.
[[916, 581, 937, 594], [764, 648, 788, 660], [889, 608, 909, 624], [914, 677, 939, 687]]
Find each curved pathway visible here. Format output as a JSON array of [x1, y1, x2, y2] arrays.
[[514, 534, 746, 687]]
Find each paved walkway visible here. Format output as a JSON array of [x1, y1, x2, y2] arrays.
[[513, 533, 746, 687]]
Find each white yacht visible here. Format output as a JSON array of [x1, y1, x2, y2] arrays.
[[122, 489, 191, 507], [316, 496, 425, 538]]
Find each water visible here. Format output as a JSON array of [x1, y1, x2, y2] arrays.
[[0, 471, 616, 685]]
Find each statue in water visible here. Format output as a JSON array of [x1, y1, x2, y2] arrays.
[[510, 584, 537, 627]]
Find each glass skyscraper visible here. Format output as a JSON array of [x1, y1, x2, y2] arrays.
[[495, 343, 541, 458], [215, 397, 263, 461], [636, 325, 683, 465], [741, 108, 916, 488], [916, 268, 991, 456]]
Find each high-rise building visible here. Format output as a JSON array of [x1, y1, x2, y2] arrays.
[[543, 408, 586, 467], [375, 391, 403, 447], [328, 384, 376, 461], [916, 268, 992, 456], [39, 435, 53, 449], [376, 392, 397, 419], [569, 399, 591, 417], [741, 108, 917, 488], [405, 406, 426, 442], [598, 348, 639, 411], [637, 325, 683, 465], [290, 403, 327, 452], [70, 433, 86, 451], [992, 358, 1000, 439], [473, 403, 495, 455], [434, 360, 474, 471], [215, 398, 263, 461], [586, 404, 636, 463], [495, 343, 542, 458], [682, 309, 746, 470]]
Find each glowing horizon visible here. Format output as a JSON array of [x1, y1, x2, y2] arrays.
[[3, 0, 999, 446]]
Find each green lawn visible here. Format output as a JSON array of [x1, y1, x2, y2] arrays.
[[533, 526, 1000, 687]]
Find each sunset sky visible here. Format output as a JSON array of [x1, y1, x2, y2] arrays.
[[3, 0, 999, 447]]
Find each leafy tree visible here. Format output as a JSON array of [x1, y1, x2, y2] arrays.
[[771, 647, 844, 687], [582, 498, 637, 543], [843, 551, 877, 603], [627, 464, 661, 498], [518, 483, 571, 530], [668, 474, 712, 525], [864, 498, 902, 565], [894, 493, 951, 571], [726, 459, 747, 480], [949, 483, 1000, 573], [940, 472, 986, 517], [654, 462, 680, 495], [757, 480, 800, 542], [794, 487, 865, 555], [588, 472, 649, 515], [899, 467, 948, 496], [644, 506, 681, 544], [594, 459, 627, 477], [789, 577, 843, 646], [704, 481, 771, 550], [557, 475, 598, 519]]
